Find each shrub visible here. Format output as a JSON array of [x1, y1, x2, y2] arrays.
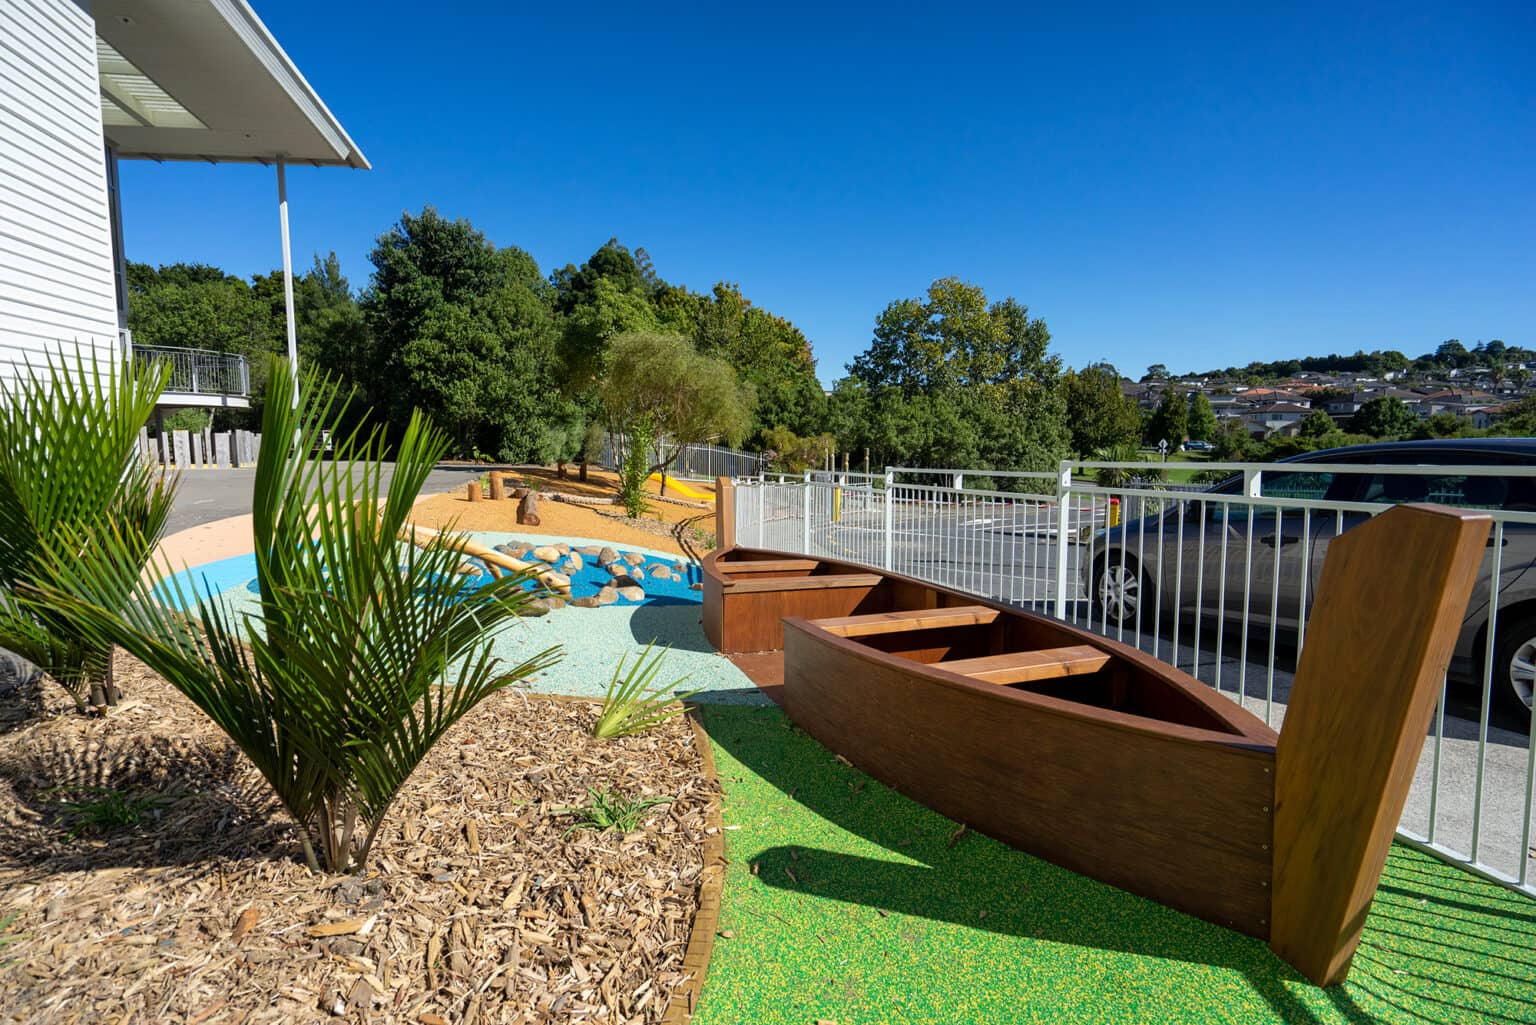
[[0, 348, 173, 710], [35, 360, 562, 873], [619, 416, 654, 518]]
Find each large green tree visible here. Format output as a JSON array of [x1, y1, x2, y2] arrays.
[[1347, 395, 1418, 438], [1186, 391, 1218, 442], [357, 208, 564, 459], [839, 277, 1068, 484], [1144, 388, 1188, 448], [1063, 362, 1141, 457]]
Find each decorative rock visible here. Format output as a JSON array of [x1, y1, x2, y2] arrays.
[[512, 488, 530, 500], [599, 546, 619, 565], [531, 545, 561, 563], [572, 596, 601, 608], [493, 544, 519, 556], [607, 563, 629, 577], [555, 544, 570, 555], [595, 586, 619, 605], [539, 571, 571, 591], [567, 552, 584, 571], [690, 582, 704, 591], [511, 544, 531, 559], [519, 602, 550, 618], [648, 564, 672, 581], [578, 546, 603, 557], [618, 586, 645, 601], [518, 492, 541, 526], [672, 563, 686, 574], [622, 552, 645, 566]]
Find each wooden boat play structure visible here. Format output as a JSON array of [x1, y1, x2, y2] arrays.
[[704, 479, 1491, 986]]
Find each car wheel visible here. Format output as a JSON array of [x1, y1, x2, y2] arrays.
[[1493, 614, 1536, 721], [1093, 554, 1147, 628]]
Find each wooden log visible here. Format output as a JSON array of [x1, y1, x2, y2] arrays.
[[467, 481, 482, 502], [396, 522, 570, 596], [518, 491, 541, 526], [489, 473, 506, 501], [1270, 503, 1491, 986]]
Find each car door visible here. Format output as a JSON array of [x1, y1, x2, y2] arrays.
[[1225, 469, 1340, 630]]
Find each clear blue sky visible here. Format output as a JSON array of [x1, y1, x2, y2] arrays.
[[119, 1, 1534, 385]]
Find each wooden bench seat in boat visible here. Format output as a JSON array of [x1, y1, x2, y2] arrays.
[[717, 558, 821, 575], [814, 605, 998, 637], [938, 645, 1110, 684], [719, 572, 884, 593]]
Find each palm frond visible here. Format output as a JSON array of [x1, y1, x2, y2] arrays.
[[0, 346, 172, 708]]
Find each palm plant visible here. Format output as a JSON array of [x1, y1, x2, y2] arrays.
[[33, 360, 562, 873], [0, 347, 173, 710]]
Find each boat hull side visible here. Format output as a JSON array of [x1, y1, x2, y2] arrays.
[[783, 619, 1278, 938]]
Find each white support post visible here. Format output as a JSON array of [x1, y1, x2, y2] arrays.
[[883, 467, 895, 570], [276, 157, 299, 407], [1053, 460, 1073, 620], [802, 472, 813, 554]]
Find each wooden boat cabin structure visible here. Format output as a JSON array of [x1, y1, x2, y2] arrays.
[[704, 481, 1489, 987]]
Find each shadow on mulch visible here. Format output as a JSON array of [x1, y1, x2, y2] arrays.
[[0, 678, 49, 737], [692, 698, 1536, 1025], [0, 727, 296, 874]]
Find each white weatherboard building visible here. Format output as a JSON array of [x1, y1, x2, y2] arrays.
[[0, 0, 366, 407]]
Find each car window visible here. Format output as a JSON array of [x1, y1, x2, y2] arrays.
[[1356, 472, 1508, 509], [1260, 471, 1334, 500]]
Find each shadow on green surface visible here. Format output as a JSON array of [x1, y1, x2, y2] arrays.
[[695, 698, 1536, 1025]]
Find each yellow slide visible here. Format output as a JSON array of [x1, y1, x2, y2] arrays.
[[648, 473, 714, 500]]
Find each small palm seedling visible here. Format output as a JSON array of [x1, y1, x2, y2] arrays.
[[49, 786, 178, 839], [592, 643, 698, 739], [559, 787, 673, 836], [35, 360, 562, 873]]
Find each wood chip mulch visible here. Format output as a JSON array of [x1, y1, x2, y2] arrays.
[[0, 653, 721, 1024]]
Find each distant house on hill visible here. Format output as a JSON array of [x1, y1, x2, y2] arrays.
[[1240, 402, 1311, 437]]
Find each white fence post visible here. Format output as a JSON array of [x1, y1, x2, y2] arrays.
[[1053, 460, 1073, 619], [802, 472, 812, 554], [757, 484, 766, 548], [882, 468, 895, 570]]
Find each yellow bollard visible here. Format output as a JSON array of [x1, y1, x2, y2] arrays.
[[832, 487, 843, 523], [1109, 497, 1121, 527]]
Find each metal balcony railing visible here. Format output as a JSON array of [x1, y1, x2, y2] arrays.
[[131, 345, 250, 397]]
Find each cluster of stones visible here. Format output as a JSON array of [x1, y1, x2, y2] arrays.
[[491, 541, 699, 613]]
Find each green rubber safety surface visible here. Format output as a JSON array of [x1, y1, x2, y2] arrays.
[[689, 703, 1536, 1025]]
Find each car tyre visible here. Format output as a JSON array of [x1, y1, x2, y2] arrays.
[[1092, 553, 1149, 629], [1493, 613, 1536, 723]]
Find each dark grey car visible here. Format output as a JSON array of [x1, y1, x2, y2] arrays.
[[1086, 439, 1536, 718]]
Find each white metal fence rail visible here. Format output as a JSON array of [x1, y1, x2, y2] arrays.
[[734, 462, 1536, 899]]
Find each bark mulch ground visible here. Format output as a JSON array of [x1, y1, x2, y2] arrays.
[[0, 653, 719, 1025]]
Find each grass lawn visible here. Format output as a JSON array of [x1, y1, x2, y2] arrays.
[[691, 702, 1536, 1025]]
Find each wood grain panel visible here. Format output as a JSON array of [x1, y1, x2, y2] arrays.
[[1271, 504, 1491, 986], [817, 606, 1000, 637], [783, 620, 1277, 936]]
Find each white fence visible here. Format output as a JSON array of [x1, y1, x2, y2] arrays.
[[734, 461, 1536, 898], [139, 428, 261, 469], [596, 433, 763, 481]]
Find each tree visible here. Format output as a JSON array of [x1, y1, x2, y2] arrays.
[[1348, 396, 1418, 438], [1144, 389, 1188, 448], [841, 277, 1068, 484], [1212, 418, 1255, 461], [1412, 412, 1473, 439], [1063, 362, 1141, 457], [1186, 391, 1218, 442], [359, 208, 565, 459], [1299, 410, 1336, 438], [37, 361, 561, 873], [1142, 364, 1169, 383], [602, 332, 754, 493]]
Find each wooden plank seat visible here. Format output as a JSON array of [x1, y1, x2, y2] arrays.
[[720, 573, 884, 594], [938, 645, 1111, 685], [719, 558, 821, 574], [815, 605, 999, 638]]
